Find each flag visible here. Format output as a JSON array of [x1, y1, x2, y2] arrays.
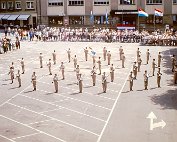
[[105, 9, 108, 24], [138, 9, 148, 17], [155, 9, 163, 17], [90, 11, 94, 24]]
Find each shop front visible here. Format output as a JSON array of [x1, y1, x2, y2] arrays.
[[48, 16, 63, 26]]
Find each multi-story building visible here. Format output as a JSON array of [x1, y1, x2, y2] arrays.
[[1, 0, 177, 30], [0, 0, 37, 28]]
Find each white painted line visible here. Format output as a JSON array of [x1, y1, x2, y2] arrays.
[[6, 102, 100, 137], [36, 86, 112, 111], [27, 119, 54, 125], [0, 114, 67, 142], [19, 93, 106, 123], [97, 66, 132, 142], [0, 134, 16, 142], [12, 132, 41, 140]]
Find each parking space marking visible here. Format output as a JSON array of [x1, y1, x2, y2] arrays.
[[6, 102, 100, 137], [19, 93, 106, 122], [0, 114, 67, 142], [12, 132, 41, 140], [0, 134, 16, 142]]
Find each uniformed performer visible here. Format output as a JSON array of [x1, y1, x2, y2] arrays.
[[174, 65, 177, 84], [67, 48, 71, 63], [10, 62, 14, 70], [107, 51, 111, 65], [102, 72, 107, 93], [60, 62, 65, 80], [8, 66, 14, 84], [73, 55, 77, 69], [78, 73, 83, 93], [137, 48, 141, 60], [97, 57, 101, 75], [75, 65, 80, 80], [47, 59, 52, 75], [171, 55, 176, 72], [110, 64, 115, 82], [91, 66, 96, 86], [143, 70, 149, 90], [39, 53, 43, 68], [152, 59, 157, 76], [119, 46, 123, 60], [137, 55, 142, 72], [16, 70, 21, 87], [157, 67, 162, 88], [92, 54, 96, 67], [31, 72, 37, 91], [52, 50, 57, 65], [103, 47, 107, 61], [146, 49, 150, 64], [133, 62, 138, 79], [158, 52, 162, 67], [129, 71, 133, 91], [20, 58, 25, 74], [121, 52, 125, 68], [84, 47, 88, 61], [52, 74, 59, 93]]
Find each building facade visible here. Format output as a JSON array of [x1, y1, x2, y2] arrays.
[[0, 0, 37, 28], [1, 0, 177, 30]]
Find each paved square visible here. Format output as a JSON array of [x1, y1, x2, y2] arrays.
[[0, 37, 177, 142]]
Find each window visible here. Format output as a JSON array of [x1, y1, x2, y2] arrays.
[[120, 0, 135, 5], [68, 0, 84, 6], [94, 0, 109, 5], [7, 1, 13, 9], [48, 0, 63, 6], [15, 1, 21, 9], [94, 16, 109, 24], [69, 16, 84, 24], [146, 0, 162, 5], [26, 1, 34, 9], [146, 15, 163, 24], [173, 0, 177, 4], [1, 2, 6, 9]]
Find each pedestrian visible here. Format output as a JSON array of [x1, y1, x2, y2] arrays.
[[47, 59, 52, 75], [67, 48, 71, 63], [31, 72, 37, 91], [121, 52, 125, 68], [39, 53, 43, 68], [78, 73, 83, 93], [91, 66, 96, 86], [52, 50, 57, 65], [158, 52, 162, 67], [143, 70, 149, 90], [60, 62, 65, 80], [103, 47, 107, 61], [157, 67, 162, 88], [73, 55, 77, 69], [110, 64, 115, 82], [20, 58, 25, 74], [174, 65, 177, 84], [152, 59, 157, 76], [146, 49, 150, 64], [137, 55, 142, 72], [137, 48, 141, 60], [129, 71, 133, 91], [75, 65, 80, 80], [102, 72, 107, 93], [84, 47, 88, 61], [133, 61, 138, 79], [171, 55, 176, 72], [52, 74, 59, 93], [107, 51, 111, 65], [119, 46, 123, 60], [97, 57, 101, 75], [92, 54, 96, 67], [16, 70, 21, 87], [8, 66, 14, 84]]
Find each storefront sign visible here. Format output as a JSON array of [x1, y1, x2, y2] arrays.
[[115, 11, 138, 15]]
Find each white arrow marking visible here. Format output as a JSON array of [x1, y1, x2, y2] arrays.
[[147, 112, 166, 130]]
